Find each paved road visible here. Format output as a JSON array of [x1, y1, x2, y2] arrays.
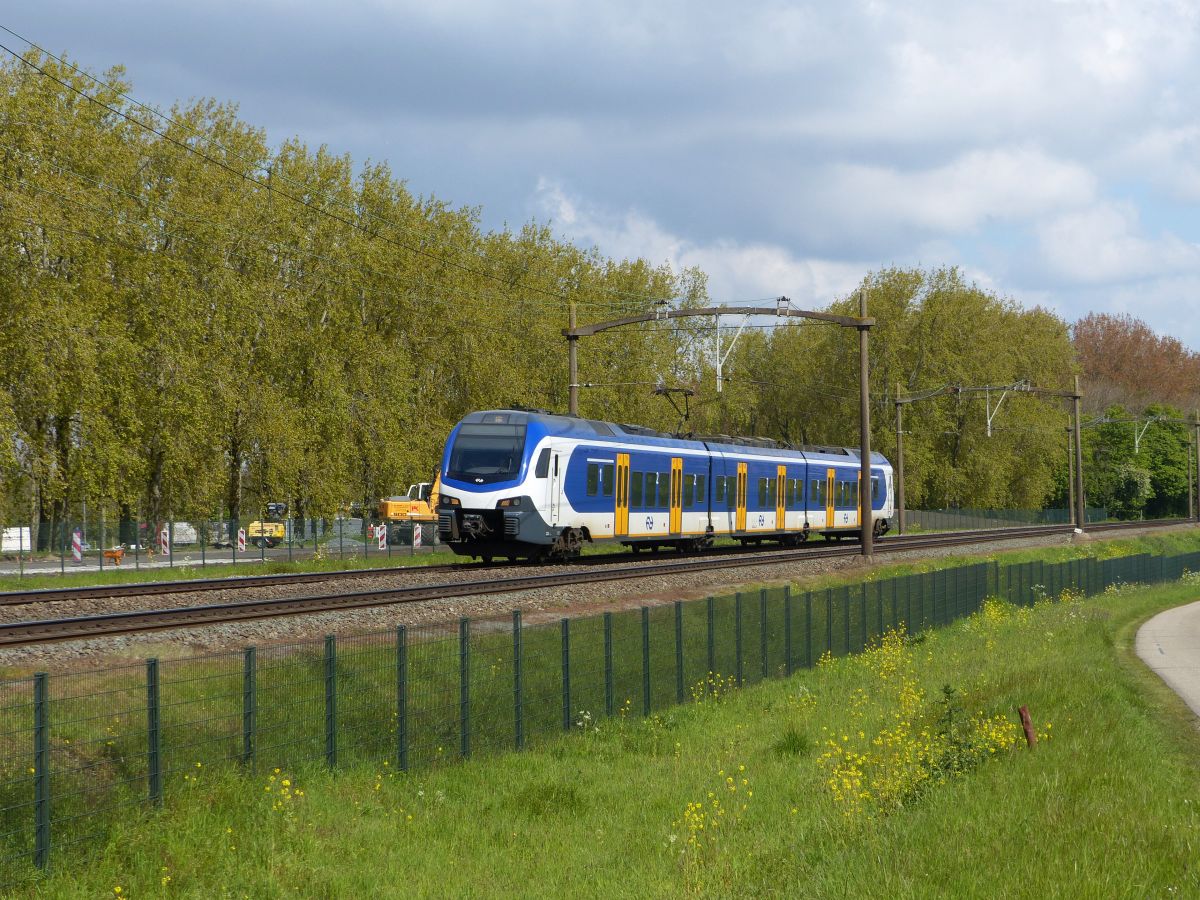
[[1136, 600, 1200, 717]]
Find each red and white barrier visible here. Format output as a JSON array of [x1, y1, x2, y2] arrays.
[[159, 526, 170, 556], [71, 529, 83, 563], [412, 524, 422, 549], [237, 528, 246, 552]]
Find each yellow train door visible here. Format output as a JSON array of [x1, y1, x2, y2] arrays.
[[826, 468, 836, 529], [735, 462, 748, 531], [776, 465, 787, 530], [856, 471, 863, 531], [669, 457, 683, 534], [615, 453, 630, 537]]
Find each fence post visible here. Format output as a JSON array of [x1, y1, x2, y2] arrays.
[[33, 672, 50, 871], [396, 626, 408, 772], [805, 591, 813, 668], [604, 612, 614, 717], [324, 635, 337, 769], [826, 589, 833, 656], [757, 589, 768, 680], [513, 611, 524, 751], [674, 601, 684, 704], [641, 606, 651, 716], [735, 593, 744, 687], [561, 618, 570, 732], [860, 587, 867, 650], [460, 618, 471, 759], [147, 658, 162, 806], [242, 647, 256, 771], [784, 586, 793, 676], [706, 596, 715, 679]]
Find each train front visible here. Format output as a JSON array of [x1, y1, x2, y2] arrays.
[[435, 410, 552, 561]]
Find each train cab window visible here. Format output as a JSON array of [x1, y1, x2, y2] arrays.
[[715, 476, 726, 503], [696, 475, 706, 504], [586, 464, 599, 496], [757, 478, 767, 507], [683, 473, 695, 507], [602, 465, 615, 497], [535, 448, 551, 478], [631, 472, 643, 507]]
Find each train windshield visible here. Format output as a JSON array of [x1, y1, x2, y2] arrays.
[[447, 424, 528, 484]]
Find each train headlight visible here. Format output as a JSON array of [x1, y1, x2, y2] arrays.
[[498, 497, 522, 508], [441, 496, 460, 507]]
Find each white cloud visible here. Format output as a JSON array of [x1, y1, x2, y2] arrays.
[[532, 178, 866, 305], [816, 147, 1097, 234], [1035, 202, 1200, 283]]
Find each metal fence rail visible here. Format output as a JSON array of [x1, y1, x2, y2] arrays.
[[908, 507, 1108, 531], [0, 508, 443, 580], [1, 548, 1197, 888]]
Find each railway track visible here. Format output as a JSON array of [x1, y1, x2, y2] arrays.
[[0, 523, 1073, 607], [0, 519, 1189, 648]]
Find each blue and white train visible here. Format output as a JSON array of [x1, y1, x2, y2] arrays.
[[436, 409, 894, 561]]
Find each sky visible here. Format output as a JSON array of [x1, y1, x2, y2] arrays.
[[6, 1, 1200, 347]]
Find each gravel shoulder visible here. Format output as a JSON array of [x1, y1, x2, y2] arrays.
[[0, 524, 1190, 672]]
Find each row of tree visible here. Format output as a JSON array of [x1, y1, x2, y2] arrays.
[[0, 53, 705, 548], [1, 51, 1196, 543]]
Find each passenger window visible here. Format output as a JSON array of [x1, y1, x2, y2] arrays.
[[872, 476, 881, 503], [602, 465, 615, 497], [757, 478, 767, 507], [586, 463, 598, 496], [786, 479, 795, 508], [684, 473, 695, 507], [696, 475, 706, 504], [631, 472, 643, 507], [535, 448, 551, 478], [715, 476, 725, 503], [768, 479, 777, 506]]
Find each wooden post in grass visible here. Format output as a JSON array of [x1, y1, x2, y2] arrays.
[[1018, 705, 1037, 748]]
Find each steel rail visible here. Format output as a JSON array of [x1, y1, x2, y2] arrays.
[[0, 525, 1094, 647], [0, 517, 1189, 609], [0, 523, 1070, 606]]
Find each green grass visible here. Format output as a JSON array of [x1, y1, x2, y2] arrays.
[[12, 572, 1200, 897]]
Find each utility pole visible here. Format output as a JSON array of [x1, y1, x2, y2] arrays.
[[567, 298, 579, 416], [859, 289, 874, 559], [894, 382, 905, 534], [1067, 425, 1075, 523], [1188, 435, 1194, 521], [1194, 410, 1199, 521], [1072, 375, 1085, 530]]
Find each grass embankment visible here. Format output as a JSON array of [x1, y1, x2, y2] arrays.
[[22, 572, 1200, 897]]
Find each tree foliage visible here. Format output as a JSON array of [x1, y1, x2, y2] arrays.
[[0, 52, 698, 530]]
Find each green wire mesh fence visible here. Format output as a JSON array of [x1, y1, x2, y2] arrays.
[[1, 548, 1197, 887]]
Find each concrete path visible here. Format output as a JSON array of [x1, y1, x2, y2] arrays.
[[1136, 600, 1200, 718]]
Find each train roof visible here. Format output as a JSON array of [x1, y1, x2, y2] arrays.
[[459, 410, 889, 465]]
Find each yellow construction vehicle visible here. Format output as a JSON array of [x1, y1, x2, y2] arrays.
[[378, 475, 440, 544], [248, 502, 290, 548]]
